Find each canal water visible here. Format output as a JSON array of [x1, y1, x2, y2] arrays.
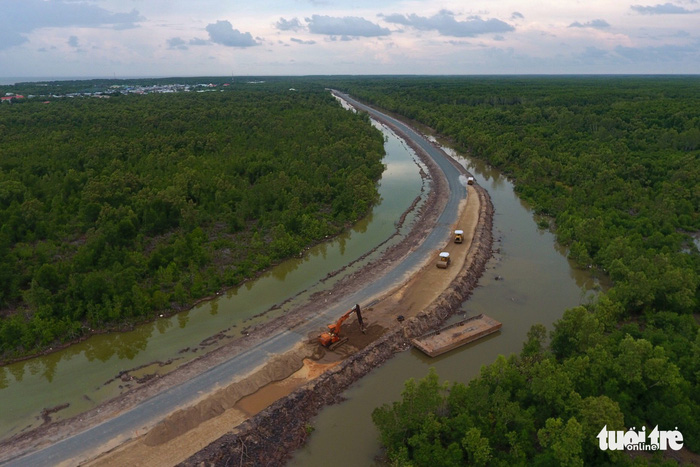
[[0, 120, 427, 440], [0, 105, 603, 466], [289, 141, 603, 465]]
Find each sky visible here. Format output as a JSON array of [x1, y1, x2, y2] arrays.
[[1, 0, 699, 79]]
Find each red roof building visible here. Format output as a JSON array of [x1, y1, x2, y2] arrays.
[[1, 95, 24, 102]]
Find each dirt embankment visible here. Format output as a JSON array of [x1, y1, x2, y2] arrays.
[[182, 188, 492, 466], [179, 143, 494, 466]]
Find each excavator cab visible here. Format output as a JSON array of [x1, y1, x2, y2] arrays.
[[319, 304, 364, 350], [454, 229, 464, 244], [437, 252, 450, 268]]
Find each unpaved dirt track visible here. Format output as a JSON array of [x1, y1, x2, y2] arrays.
[[0, 94, 493, 467]]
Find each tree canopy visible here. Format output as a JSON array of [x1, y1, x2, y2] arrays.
[[0, 82, 385, 360], [345, 76, 700, 463]]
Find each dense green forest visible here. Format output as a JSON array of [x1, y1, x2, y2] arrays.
[[338, 77, 700, 464], [0, 82, 385, 361]]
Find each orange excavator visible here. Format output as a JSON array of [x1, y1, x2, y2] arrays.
[[319, 304, 365, 350]]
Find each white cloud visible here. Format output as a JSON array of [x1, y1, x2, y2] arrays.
[[290, 37, 316, 45], [382, 10, 514, 37], [0, 1, 698, 77], [167, 37, 188, 50], [569, 19, 611, 29], [578, 46, 612, 61], [305, 15, 391, 38], [631, 2, 698, 14], [206, 20, 260, 47], [276, 17, 303, 31], [615, 42, 700, 62], [0, 0, 142, 50]]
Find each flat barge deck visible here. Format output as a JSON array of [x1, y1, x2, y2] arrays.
[[411, 314, 502, 357]]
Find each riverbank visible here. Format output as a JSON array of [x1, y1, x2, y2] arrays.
[[179, 181, 492, 466], [160, 107, 491, 465], [0, 99, 492, 466]]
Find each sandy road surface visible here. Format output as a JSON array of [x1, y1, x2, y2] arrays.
[[0, 95, 491, 467]]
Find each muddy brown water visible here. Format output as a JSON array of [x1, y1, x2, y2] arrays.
[[0, 121, 427, 441], [288, 142, 606, 466], [0, 114, 604, 466]]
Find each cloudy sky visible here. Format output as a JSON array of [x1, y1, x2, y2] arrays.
[[1, 0, 699, 79]]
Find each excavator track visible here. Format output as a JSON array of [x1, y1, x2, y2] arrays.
[[328, 337, 349, 351]]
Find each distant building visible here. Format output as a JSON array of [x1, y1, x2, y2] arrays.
[[1, 95, 24, 103]]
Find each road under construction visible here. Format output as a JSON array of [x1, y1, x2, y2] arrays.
[[1, 93, 494, 467]]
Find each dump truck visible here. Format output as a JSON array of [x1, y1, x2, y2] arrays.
[[436, 251, 450, 268], [454, 229, 464, 243], [467, 176, 475, 185]]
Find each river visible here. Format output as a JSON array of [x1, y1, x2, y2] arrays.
[[0, 119, 427, 441], [289, 139, 603, 465], [1, 105, 602, 465]]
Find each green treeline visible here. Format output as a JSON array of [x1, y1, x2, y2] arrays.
[[338, 76, 699, 464], [0, 83, 385, 361]]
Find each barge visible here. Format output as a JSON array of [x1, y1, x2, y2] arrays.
[[411, 314, 502, 357]]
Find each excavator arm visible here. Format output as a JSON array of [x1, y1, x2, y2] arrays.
[[319, 304, 364, 349]]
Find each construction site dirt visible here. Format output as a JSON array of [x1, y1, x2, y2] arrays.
[[177, 181, 493, 467], [0, 106, 494, 467]]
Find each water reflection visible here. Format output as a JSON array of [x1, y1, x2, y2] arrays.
[[42, 358, 58, 384], [177, 311, 190, 329], [0, 368, 8, 389], [317, 241, 328, 260], [156, 316, 172, 334], [8, 360, 25, 383], [0, 114, 426, 441], [267, 245, 317, 283], [353, 212, 372, 234], [291, 133, 607, 467]]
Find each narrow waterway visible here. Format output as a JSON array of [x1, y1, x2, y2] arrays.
[[289, 142, 603, 465], [0, 121, 426, 441]]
